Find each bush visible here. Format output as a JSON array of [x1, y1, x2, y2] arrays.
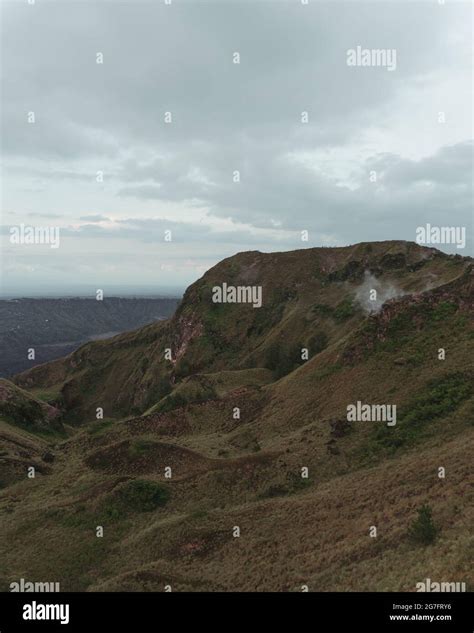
[[408, 505, 439, 545], [333, 299, 356, 322], [401, 372, 472, 427], [311, 303, 334, 318], [430, 301, 458, 322], [264, 342, 301, 378], [115, 480, 170, 513], [156, 392, 187, 413], [174, 357, 192, 379], [370, 372, 472, 454]]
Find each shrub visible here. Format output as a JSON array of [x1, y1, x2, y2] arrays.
[[156, 392, 187, 413], [312, 303, 334, 318], [430, 301, 458, 322], [264, 342, 302, 378], [333, 299, 356, 322], [401, 372, 472, 427], [174, 357, 192, 379], [371, 372, 472, 453], [115, 480, 170, 513], [408, 505, 439, 545]]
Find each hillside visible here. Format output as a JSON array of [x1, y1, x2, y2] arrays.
[[1, 241, 472, 592]]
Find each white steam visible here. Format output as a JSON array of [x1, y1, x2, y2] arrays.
[[354, 271, 407, 314]]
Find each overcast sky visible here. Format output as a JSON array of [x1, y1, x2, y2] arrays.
[[1, 0, 472, 296]]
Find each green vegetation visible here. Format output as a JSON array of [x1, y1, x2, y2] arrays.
[[128, 438, 155, 458], [408, 505, 439, 545], [112, 480, 170, 514], [87, 419, 115, 435], [400, 372, 471, 426], [1, 242, 472, 593], [0, 395, 45, 429], [154, 378, 216, 413], [368, 372, 472, 455], [311, 303, 334, 318], [154, 393, 186, 413], [333, 298, 356, 322], [174, 357, 192, 379], [32, 388, 63, 405], [0, 379, 65, 437], [58, 481, 171, 525], [247, 293, 287, 336], [311, 299, 357, 323], [264, 341, 304, 378], [429, 301, 458, 322]]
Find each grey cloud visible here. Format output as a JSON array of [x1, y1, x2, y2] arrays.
[[369, 142, 473, 187], [116, 141, 473, 253], [2, 0, 472, 294], [26, 212, 63, 219], [79, 214, 110, 222], [2, 1, 463, 158]]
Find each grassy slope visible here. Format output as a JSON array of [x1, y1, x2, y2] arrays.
[[12, 241, 470, 421], [1, 241, 473, 592]]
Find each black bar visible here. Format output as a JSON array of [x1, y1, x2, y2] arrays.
[[0, 592, 471, 633]]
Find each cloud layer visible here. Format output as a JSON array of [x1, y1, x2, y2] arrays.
[[1, 0, 472, 295]]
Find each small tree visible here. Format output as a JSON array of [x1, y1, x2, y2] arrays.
[[408, 505, 439, 545], [265, 342, 304, 378]]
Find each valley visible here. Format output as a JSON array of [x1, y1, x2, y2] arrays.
[[0, 297, 179, 378]]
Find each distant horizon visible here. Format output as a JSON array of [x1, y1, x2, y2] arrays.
[[1, 238, 472, 299], [0, 288, 184, 300]]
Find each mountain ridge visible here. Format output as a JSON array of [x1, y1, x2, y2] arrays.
[[1, 240, 472, 592]]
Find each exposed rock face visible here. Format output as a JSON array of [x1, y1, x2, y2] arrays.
[[172, 314, 204, 364]]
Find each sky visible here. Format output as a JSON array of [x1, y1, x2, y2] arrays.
[[0, 0, 472, 297]]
